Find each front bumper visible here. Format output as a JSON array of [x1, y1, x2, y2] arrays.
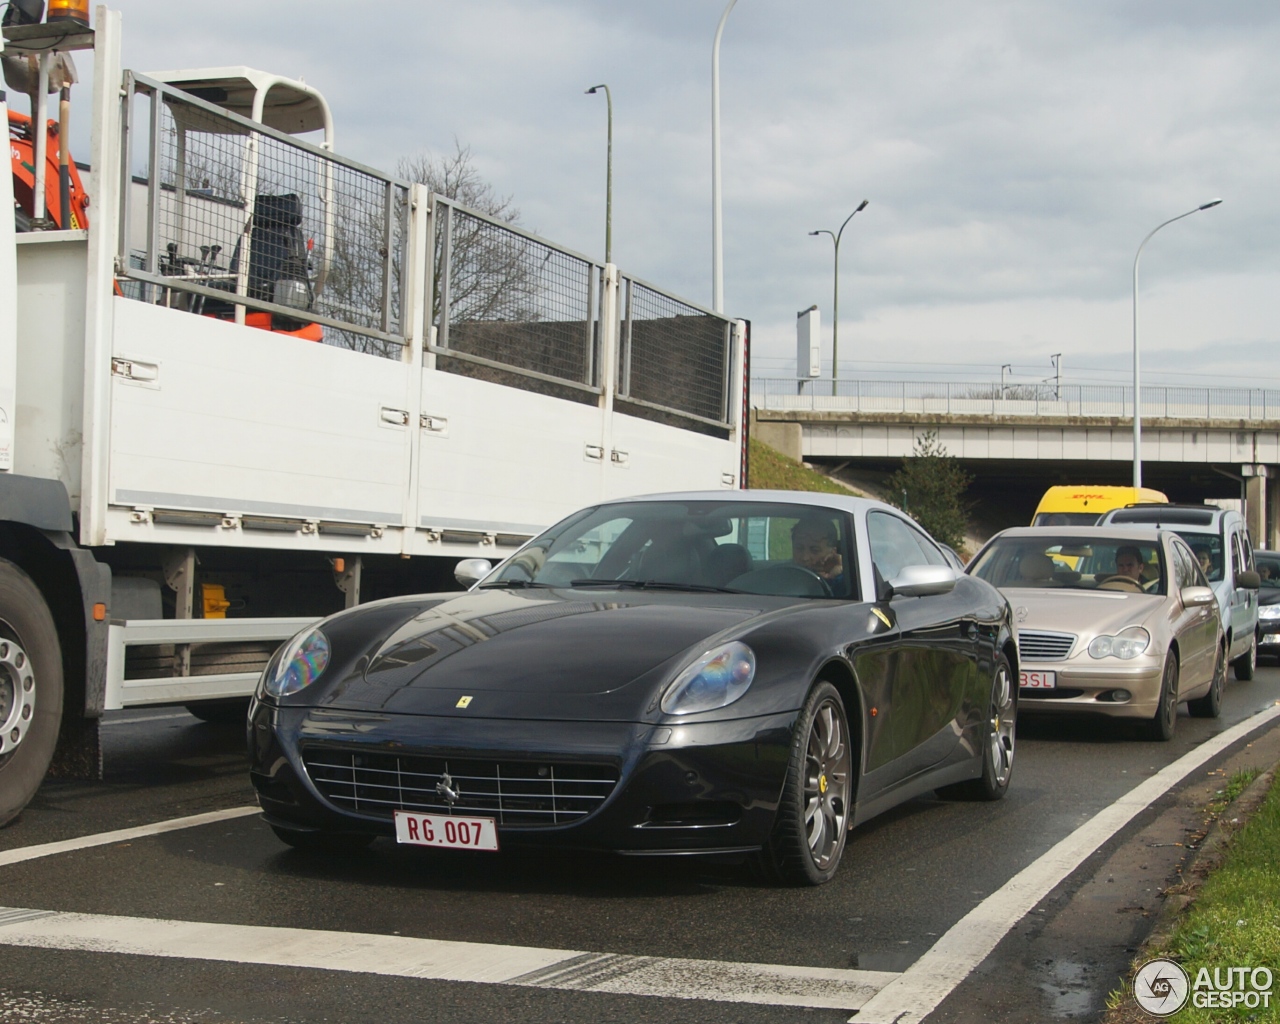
[[1017, 657, 1164, 719], [248, 700, 796, 854], [1258, 618, 1280, 656]]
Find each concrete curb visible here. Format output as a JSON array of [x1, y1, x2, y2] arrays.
[[1141, 764, 1277, 952]]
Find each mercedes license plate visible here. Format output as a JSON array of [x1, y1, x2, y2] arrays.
[[1020, 670, 1056, 689], [393, 810, 499, 851]]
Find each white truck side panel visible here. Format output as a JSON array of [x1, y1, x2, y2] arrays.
[[107, 297, 412, 529], [12, 235, 88, 497], [413, 369, 606, 541], [606, 411, 739, 498]]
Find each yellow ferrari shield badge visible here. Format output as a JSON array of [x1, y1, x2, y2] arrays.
[[456, 695, 473, 708]]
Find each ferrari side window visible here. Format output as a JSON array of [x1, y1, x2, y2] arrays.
[[868, 512, 937, 582]]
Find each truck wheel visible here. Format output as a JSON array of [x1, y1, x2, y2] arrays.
[[0, 559, 65, 827]]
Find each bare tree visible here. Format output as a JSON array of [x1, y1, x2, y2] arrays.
[[398, 143, 538, 327]]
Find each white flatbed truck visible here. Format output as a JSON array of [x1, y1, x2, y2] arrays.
[[0, 6, 748, 823]]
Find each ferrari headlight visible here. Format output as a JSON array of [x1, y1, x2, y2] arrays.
[[260, 627, 331, 699], [1259, 605, 1280, 621], [661, 641, 756, 716], [1088, 626, 1151, 660]]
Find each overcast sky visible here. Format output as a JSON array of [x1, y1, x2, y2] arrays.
[[95, 1, 1280, 389]]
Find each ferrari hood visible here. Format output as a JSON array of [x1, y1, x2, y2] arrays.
[[316, 588, 770, 718]]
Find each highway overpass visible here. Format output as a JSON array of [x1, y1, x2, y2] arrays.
[[750, 379, 1280, 547]]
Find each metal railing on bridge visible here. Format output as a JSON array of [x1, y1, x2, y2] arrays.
[[751, 379, 1280, 421]]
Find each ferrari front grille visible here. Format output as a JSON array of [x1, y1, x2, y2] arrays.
[[1017, 629, 1076, 662], [302, 749, 619, 826]]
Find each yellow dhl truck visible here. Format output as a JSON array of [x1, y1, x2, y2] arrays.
[[1031, 486, 1168, 526]]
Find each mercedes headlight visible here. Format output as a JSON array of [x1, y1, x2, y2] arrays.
[[661, 641, 756, 715], [1088, 626, 1151, 660], [260, 627, 331, 699]]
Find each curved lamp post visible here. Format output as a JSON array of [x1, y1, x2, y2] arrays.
[[585, 84, 613, 264], [711, 0, 738, 313], [809, 199, 868, 395], [1132, 198, 1222, 488]]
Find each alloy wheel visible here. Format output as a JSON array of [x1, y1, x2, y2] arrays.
[[804, 698, 852, 870], [989, 661, 1016, 788]]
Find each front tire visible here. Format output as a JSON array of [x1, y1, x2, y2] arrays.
[[1144, 653, 1179, 741], [1233, 631, 1257, 681], [0, 559, 64, 828], [939, 653, 1016, 801], [1188, 645, 1225, 719], [760, 681, 853, 886]]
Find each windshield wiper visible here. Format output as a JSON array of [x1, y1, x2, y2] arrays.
[[478, 579, 552, 589], [569, 579, 741, 593]]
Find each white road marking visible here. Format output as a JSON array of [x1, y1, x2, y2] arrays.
[[5, 705, 1277, 1015], [0, 807, 260, 867], [100, 712, 196, 726], [851, 702, 1280, 1024], [0, 906, 899, 1010]]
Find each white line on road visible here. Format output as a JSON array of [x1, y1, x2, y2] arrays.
[[850, 701, 1280, 1024], [101, 712, 198, 726], [0, 906, 899, 1010], [3, 705, 1277, 1015], [0, 806, 260, 867]]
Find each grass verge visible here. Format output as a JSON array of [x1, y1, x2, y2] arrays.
[[747, 438, 851, 494], [1107, 768, 1280, 1021]]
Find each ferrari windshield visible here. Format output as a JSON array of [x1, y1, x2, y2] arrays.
[[485, 500, 859, 599], [970, 534, 1166, 595]]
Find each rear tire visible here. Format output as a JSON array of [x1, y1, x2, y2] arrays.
[[1233, 632, 1257, 681], [1188, 645, 1225, 719], [1144, 654, 1179, 741], [269, 824, 375, 854], [758, 681, 853, 886], [0, 559, 65, 828], [938, 653, 1016, 800]]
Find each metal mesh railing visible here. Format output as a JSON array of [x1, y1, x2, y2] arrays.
[[751, 378, 1280, 420], [433, 199, 599, 394], [619, 278, 731, 426], [119, 74, 410, 357]]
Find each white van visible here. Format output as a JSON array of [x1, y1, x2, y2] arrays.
[[1099, 505, 1261, 679]]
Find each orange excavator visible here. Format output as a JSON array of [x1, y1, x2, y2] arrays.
[[8, 106, 89, 230]]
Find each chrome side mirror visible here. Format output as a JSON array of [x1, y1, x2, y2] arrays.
[[1180, 585, 1216, 608], [888, 564, 958, 598], [454, 558, 493, 588]]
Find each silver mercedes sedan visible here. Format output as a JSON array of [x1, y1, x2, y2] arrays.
[[967, 527, 1224, 740]]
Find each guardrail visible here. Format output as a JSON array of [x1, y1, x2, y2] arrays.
[[751, 379, 1280, 421], [118, 73, 411, 357], [112, 71, 738, 430], [105, 617, 318, 709]]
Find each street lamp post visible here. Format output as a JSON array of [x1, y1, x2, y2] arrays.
[[711, 0, 738, 313], [1132, 198, 1222, 488], [809, 199, 868, 395], [585, 84, 613, 264]]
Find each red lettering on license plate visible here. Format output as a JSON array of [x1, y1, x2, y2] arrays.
[[1020, 670, 1056, 689], [394, 811, 499, 851]]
